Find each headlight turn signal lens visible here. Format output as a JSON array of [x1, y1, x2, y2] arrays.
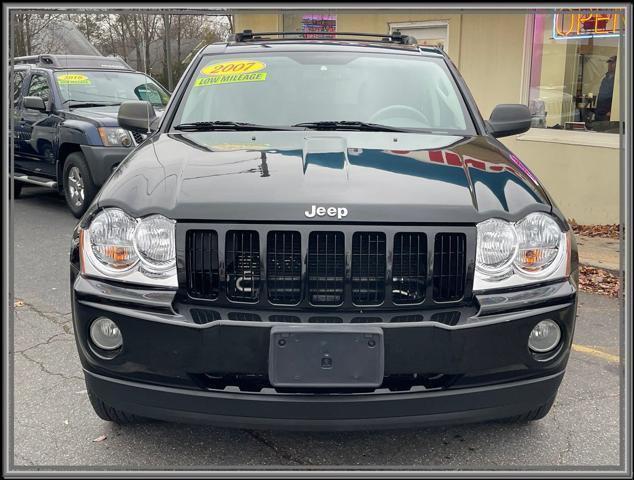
[[88, 208, 138, 270], [514, 213, 563, 274]]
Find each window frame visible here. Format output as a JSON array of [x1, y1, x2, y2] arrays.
[[26, 70, 52, 106], [388, 20, 450, 51], [519, 12, 622, 144]]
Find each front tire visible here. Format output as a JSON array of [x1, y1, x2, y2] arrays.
[[63, 152, 97, 218]]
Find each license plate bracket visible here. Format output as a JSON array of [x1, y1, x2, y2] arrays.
[[268, 325, 384, 388]]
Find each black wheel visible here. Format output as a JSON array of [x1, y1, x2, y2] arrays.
[[13, 179, 23, 199], [62, 152, 97, 218], [87, 388, 150, 425], [501, 397, 556, 423]]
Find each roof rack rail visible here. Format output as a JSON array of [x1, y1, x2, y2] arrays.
[[234, 30, 417, 45], [12, 54, 133, 70], [13, 55, 57, 66]]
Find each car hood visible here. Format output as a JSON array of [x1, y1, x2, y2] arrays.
[[66, 105, 165, 127], [96, 131, 551, 223]]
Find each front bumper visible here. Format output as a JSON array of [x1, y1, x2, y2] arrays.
[[80, 145, 133, 186], [71, 274, 577, 430], [85, 368, 564, 430]]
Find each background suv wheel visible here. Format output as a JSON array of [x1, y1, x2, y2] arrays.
[[63, 152, 97, 218]]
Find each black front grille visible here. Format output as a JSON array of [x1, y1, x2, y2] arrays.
[[183, 226, 471, 308], [228, 312, 261, 322], [267, 231, 302, 304], [352, 232, 386, 305], [309, 316, 344, 323], [190, 309, 221, 324], [269, 315, 301, 323], [131, 131, 146, 144], [432, 233, 466, 302], [307, 232, 345, 305], [186, 230, 219, 300], [392, 233, 427, 304], [226, 230, 261, 302]]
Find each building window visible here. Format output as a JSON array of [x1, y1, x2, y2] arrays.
[[390, 21, 448, 51], [528, 10, 622, 134]]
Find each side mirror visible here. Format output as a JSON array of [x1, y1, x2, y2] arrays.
[[23, 96, 47, 112], [118, 100, 158, 134], [487, 104, 532, 138]]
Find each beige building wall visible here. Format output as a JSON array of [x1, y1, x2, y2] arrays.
[[502, 135, 620, 223], [232, 10, 621, 224]]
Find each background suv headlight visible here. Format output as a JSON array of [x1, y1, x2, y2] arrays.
[[97, 127, 133, 147], [81, 208, 177, 287], [474, 212, 570, 291]]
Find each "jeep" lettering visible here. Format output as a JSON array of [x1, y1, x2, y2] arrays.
[[304, 205, 348, 219]]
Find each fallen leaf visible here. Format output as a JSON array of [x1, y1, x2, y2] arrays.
[[14, 300, 25, 307], [569, 221, 621, 239], [579, 265, 620, 298], [92, 434, 107, 442]]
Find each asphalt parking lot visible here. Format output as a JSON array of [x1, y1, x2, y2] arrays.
[[10, 187, 624, 471]]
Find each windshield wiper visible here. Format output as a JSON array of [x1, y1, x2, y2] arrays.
[[63, 100, 122, 108], [291, 121, 422, 132], [173, 121, 295, 132]]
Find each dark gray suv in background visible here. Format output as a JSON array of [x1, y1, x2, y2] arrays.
[[11, 54, 170, 216]]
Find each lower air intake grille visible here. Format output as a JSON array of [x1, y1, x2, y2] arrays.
[[190, 309, 221, 324], [186, 230, 219, 299], [307, 231, 345, 305], [433, 233, 466, 302], [267, 231, 302, 304], [352, 232, 387, 305], [392, 233, 427, 304], [226, 230, 261, 302]]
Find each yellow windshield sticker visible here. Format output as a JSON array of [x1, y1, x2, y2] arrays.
[[201, 60, 266, 76], [57, 74, 91, 85], [195, 60, 267, 87]]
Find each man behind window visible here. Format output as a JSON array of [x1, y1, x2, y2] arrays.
[[595, 55, 616, 122]]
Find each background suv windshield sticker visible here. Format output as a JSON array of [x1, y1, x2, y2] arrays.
[[195, 59, 267, 87], [56, 74, 91, 85]]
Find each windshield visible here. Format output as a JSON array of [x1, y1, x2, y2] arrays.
[[172, 51, 474, 134], [54, 70, 170, 107]]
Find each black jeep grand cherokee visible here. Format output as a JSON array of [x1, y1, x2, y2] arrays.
[[70, 31, 579, 430]]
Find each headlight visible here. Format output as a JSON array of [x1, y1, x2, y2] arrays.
[[82, 208, 177, 287], [476, 218, 517, 277], [514, 213, 563, 274], [134, 215, 176, 272], [88, 208, 138, 271], [98, 127, 133, 147], [474, 212, 569, 291]]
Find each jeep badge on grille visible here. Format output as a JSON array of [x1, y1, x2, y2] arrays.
[[305, 205, 348, 219]]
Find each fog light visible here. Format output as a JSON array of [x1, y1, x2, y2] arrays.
[[90, 317, 122, 350], [528, 320, 561, 353]]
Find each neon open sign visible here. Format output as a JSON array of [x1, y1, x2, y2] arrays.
[[553, 10, 622, 39]]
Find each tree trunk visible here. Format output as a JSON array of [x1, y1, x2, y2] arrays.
[[25, 15, 32, 55], [163, 14, 173, 90]]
